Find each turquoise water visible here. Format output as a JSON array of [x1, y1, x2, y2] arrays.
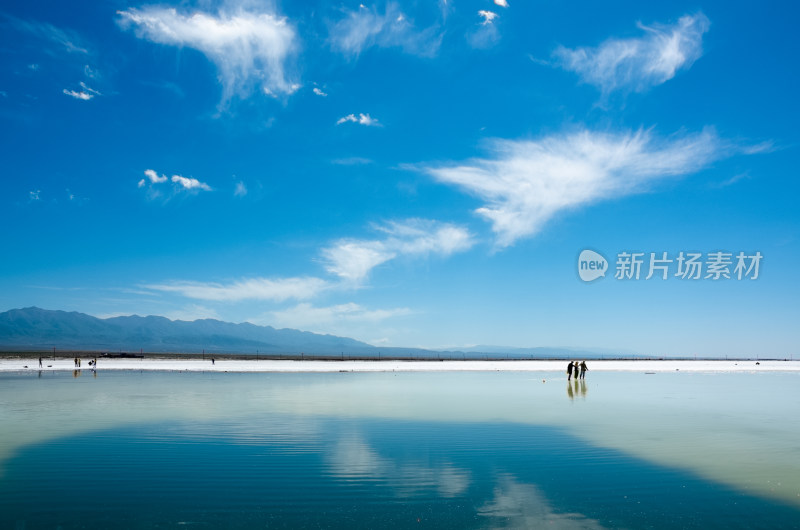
[[1, 370, 799, 528]]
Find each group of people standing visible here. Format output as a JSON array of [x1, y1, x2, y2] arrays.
[[567, 360, 588, 380], [73, 357, 97, 368]]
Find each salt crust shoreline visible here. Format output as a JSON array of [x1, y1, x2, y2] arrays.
[[1, 358, 798, 373]]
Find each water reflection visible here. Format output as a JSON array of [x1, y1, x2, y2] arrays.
[[566, 380, 588, 401], [479, 474, 605, 529], [1, 371, 800, 509], [326, 433, 470, 498], [3, 393, 800, 529]]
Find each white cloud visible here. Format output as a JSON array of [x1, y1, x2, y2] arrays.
[[554, 13, 710, 95], [376, 219, 474, 256], [313, 87, 328, 97], [117, 6, 297, 104], [322, 240, 396, 282], [269, 302, 412, 330], [79, 81, 101, 96], [478, 10, 498, 25], [144, 169, 167, 184], [469, 11, 501, 48], [336, 113, 379, 126], [172, 175, 211, 191], [29, 190, 41, 201], [322, 219, 474, 282], [423, 128, 725, 247], [62, 89, 93, 100], [494, 0, 509, 7], [138, 168, 212, 197], [234, 180, 248, 197], [145, 276, 329, 302], [330, 2, 442, 57]]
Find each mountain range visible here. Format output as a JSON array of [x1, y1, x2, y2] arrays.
[[0, 307, 626, 358], [0, 307, 388, 355]]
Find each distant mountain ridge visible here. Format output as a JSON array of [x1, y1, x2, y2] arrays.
[[0, 307, 630, 358], [0, 307, 384, 355]]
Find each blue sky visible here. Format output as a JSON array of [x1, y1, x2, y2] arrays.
[[1, 0, 798, 356]]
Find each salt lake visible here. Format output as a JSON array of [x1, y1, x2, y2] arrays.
[[1, 369, 799, 528]]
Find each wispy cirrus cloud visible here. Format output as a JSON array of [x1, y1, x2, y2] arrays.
[[322, 218, 474, 282], [336, 113, 379, 126], [268, 302, 412, 331], [330, 2, 443, 58], [4, 15, 89, 55], [62, 88, 93, 100], [423, 128, 728, 247], [469, 10, 501, 48], [322, 240, 395, 283], [554, 13, 710, 95], [331, 157, 373, 166], [145, 276, 329, 302], [234, 181, 248, 197], [63, 82, 101, 101], [6, 15, 105, 99], [117, 6, 298, 105]]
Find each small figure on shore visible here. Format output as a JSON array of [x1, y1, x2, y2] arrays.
[[39, 356, 43, 368], [211, 358, 215, 365], [579, 361, 588, 379], [74, 357, 78, 368], [567, 361, 574, 381]]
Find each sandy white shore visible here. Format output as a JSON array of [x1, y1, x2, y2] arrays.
[[1, 358, 798, 373]]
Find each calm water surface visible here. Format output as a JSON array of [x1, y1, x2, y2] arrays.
[[1, 370, 799, 529]]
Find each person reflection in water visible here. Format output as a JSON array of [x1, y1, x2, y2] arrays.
[[568, 378, 587, 400], [579, 361, 588, 379]]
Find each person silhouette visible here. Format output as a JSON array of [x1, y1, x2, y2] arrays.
[[566, 361, 574, 381]]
